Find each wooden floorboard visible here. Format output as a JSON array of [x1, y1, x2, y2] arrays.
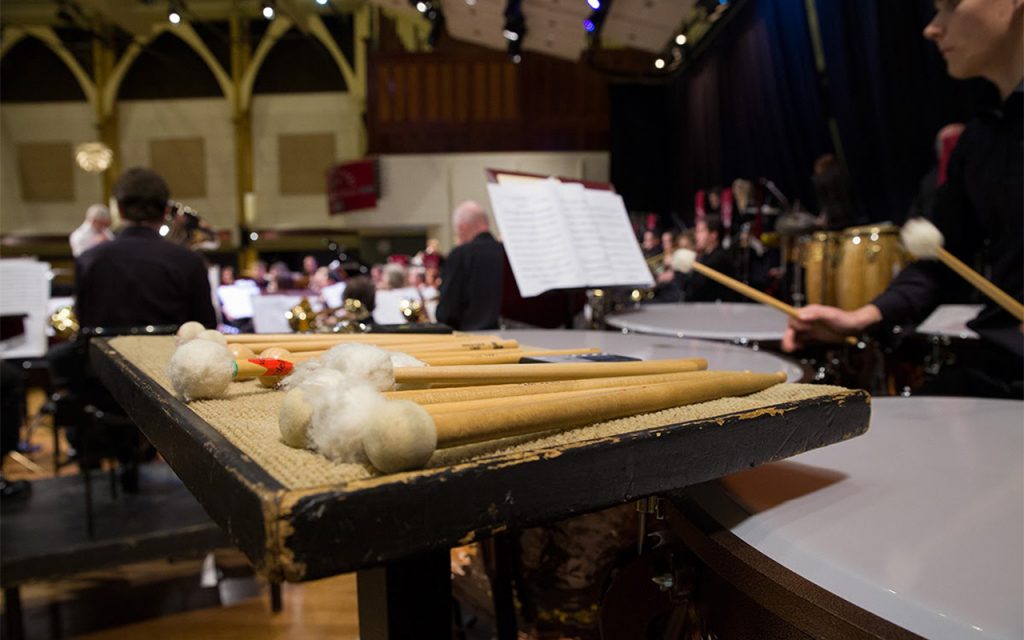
[[3, 398, 361, 639]]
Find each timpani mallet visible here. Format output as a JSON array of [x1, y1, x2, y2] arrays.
[[385, 369, 733, 404], [361, 371, 787, 472], [391, 357, 708, 386], [671, 248, 859, 346], [901, 218, 1024, 321]]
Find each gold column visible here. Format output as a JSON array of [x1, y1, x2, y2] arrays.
[[231, 9, 258, 272], [92, 28, 120, 201]]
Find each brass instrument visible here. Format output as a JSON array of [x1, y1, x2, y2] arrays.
[[399, 298, 429, 323], [49, 305, 79, 340], [285, 297, 373, 334]]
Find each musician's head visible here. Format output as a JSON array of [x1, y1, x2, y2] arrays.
[[695, 214, 726, 253], [85, 204, 111, 231], [924, 0, 1023, 98], [452, 201, 490, 246], [113, 167, 170, 224], [343, 276, 376, 313]]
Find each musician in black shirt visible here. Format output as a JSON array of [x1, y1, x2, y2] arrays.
[[784, 0, 1023, 397]]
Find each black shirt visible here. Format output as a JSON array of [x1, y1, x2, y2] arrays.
[[75, 225, 217, 330], [684, 246, 739, 302], [873, 91, 1023, 358], [436, 231, 504, 331]]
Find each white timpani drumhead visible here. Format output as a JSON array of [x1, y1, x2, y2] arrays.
[[687, 396, 1024, 640], [916, 304, 983, 340], [606, 302, 789, 342], [489, 329, 804, 382]]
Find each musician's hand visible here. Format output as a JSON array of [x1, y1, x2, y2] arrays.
[[782, 304, 882, 352]]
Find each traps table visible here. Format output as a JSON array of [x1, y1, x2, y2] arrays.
[[91, 335, 870, 639]]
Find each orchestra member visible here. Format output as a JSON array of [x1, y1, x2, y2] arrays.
[[683, 214, 738, 302], [784, 0, 1023, 398], [436, 201, 504, 330], [76, 168, 216, 330], [69, 204, 114, 257]]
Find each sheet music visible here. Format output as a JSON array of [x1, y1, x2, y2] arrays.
[[320, 282, 347, 309], [0, 259, 51, 358], [487, 180, 654, 297], [217, 282, 259, 321], [585, 189, 656, 287], [488, 181, 586, 297]]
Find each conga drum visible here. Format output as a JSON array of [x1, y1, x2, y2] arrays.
[[801, 232, 840, 306], [834, 225, 906, 310]]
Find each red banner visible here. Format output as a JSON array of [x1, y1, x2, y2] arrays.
[[327, 158, 378, 214]]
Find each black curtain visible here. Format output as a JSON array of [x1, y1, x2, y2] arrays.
[[814, 0, 999, 222], [681, 0, 834, 216], [609, 0, 999, 227]]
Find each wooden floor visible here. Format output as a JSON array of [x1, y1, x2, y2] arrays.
[[4, 390, 362, 639]]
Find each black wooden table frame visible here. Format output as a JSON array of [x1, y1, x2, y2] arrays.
[[91, 339, 871, 638]]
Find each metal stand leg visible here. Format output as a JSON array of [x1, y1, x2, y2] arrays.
[[82, 469, 95, 540], [357, 549, 451, 640], [270, 581, 283, 613], [485, 534, 519, 640], [4, 586, 24, 640]]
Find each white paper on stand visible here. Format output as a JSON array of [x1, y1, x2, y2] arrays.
[[487, 180, 654, 297], [0, 259, 51, 358]]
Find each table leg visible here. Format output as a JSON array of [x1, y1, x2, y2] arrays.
[[357, 549, 451, 640]]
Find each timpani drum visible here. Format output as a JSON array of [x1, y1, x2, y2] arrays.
[[489, 328, 805, 382], [680, 396, 1024, 639], [605, 302, 789, 345], [834, 224, 906, 310]]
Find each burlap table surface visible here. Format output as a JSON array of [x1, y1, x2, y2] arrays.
[[109, 336, 856, 490]]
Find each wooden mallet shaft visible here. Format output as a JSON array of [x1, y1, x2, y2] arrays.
[[427, 371, 786, 447], [418, 347, 601, 366], [393, 357, 707, 386], [690, 261, 859, 346], [232, 338, 520, 355], [422, 371, 747, 414], [386, 369, 736, 404], [934, 247, 1024, 321], [225, 333, 498, 344]]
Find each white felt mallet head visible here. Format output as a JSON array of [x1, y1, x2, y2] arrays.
[[279, 387, 314, 448], [278, 368, 350, 448], [901, 217, 944, 259], [361, 400, 437, 473], [175, 321, 206, 346], [671, 248, 698, 274], [168, 339, 235, 401], [196, 329, 228, 346], [285, 343, 397, 391]]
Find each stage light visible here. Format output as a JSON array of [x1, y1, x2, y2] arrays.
[[261, 1, 275, 19], [167, 0, 183, 24], [416, 1, 428, 12], [316, 0, 328, 5], [654, 58, 665, 69], [675, 33, 687, 45], [504, 0, 526, 62], [583, 0, 611, 41]]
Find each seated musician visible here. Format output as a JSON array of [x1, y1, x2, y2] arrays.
[[70, 168, 218, 488], [683, 214, 739, 302], [436, 201, 504, 330], [784, 0, 1022, 399]]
